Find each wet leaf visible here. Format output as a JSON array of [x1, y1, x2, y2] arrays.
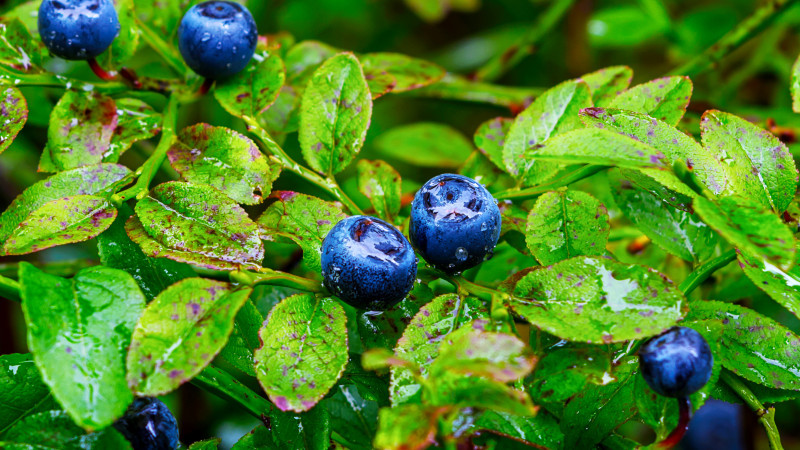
[[108, 98, 162, 159], [529, 127, 668, 169], [686, 301, 800, 390], [0, 353, 59, 435], [284, 40, 338, 86], [473, 116, 512, 171], [167, 124, 280, 205], [738, 251, 800, 319], [373, 405, 437, 450], [217, 299, 263, 377], [356, 159, 402, 221], [188, 438, 221, 450], [0, 18, 43, 73], [254, 294, 348, 412], [256, 191, 346, 272], [214, 52, 285, 119], [0, 410, 132, 449], [0, 87, 27, 155], [579, 65, 633, 107], [324, 362, 388, 450], [132, 182, 264, 270], [357, 283, 435, 351], [700, 110, 798, 213], [527, 346, 613, 403], [2, 195, 117, 256], [693, 195, 795, 271], [360, 52, 445, 97], [432, 372, 537, 416], [610, 76, 692, 125], [474, 410, 564, 450], [503, 80, 592, 184], [525, 190, 610, 265], [374, 122, 474, 168], [508, 256, 687, 343], [97, 0, 139, 67], [19, 263, 145, 430], [127, 278, 252, 395], [430, 327, 536, 382], [299, 52, 372, 175], [391, 295, 488, 405]]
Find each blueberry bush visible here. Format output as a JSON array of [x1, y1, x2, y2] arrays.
[[2, 0, 800, 449]]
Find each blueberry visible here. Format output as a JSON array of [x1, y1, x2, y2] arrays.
[[321, 216, 417, 311], [682, 400, 747, 450], [409, 174, 501, 274], [178, 1, 257, 79], [113, 397, 179, 450], [38, 0, 120, 60], [639, 327, 713, 398]]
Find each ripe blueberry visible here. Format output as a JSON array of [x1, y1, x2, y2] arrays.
[[409, 174, 501, 274], [178, 1, 257, 79], [321, 216, 417, 311], [639, 327, 713, 398], [113, 397, 179, 450], [683, 400, 747, 450], [38, 0, 120, 60]]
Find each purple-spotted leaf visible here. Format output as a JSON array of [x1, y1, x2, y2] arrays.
[[503, 80, 592, 184], [284, 40, 339, 86], [700, 110, 798, 213], [299, 52, 372, 175], [256, 191, 346, 271], [2, 195, 117, 256], [374, 122, 474, 168], [19, 263, 145, 430], [214, 52, 285, 119], [508, 257, 687, 343], [391, 294, 488, 405], [525, 190, 610, 265], [578, 65, 633, 107], [474, 116, 512, 171], [686, 301, 800, 390], [254, 293, 348, 412], [360, 52, 445, 97], [356, 159, 402, 221], [738, 251, 800, 319], [529, 127, 668, 169], [126, 278, 252, 395], [694, 196, 795, 271], [167, 124, 280, 205], [132, 182, 264, 270], [0, 87, 27, 155], [430, 327, 536, 382], [0, 163, 129, 243], [610, 76, 692, 125], [0, 18, 44, 72], [109, 98, 162, 158]]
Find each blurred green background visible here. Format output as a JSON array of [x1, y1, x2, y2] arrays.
[[2, 0, 800, 448]]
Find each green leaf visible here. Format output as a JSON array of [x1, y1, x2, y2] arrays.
[[0, 354, 58, 436], [214, 52, 285, 119], [167, 124, 280, 205], [693, 196, 795, 271], [686, 301, 800, 390], [131, 0, 182, 36], [374, 122, 474, 168], [391, 295, 488, 405], [299, 52, 372, 175], [503, 80, 592, 184], [509, 257, 687, 343], [231, 426, 273, 449], [578, 66, 633, 107], [0, 164, 129, 243], [529, 127, 668, 169], [188, 438, 221, 450], [132, 182, 264, 270], [792, 52, 800, 113], [19, 263, 145, 430], [97, 0, 139, 67], [127, 277, 252, 395], [109, 98, 162, 158], [474, 410, 564, 449], [525, 190, 610, 265], [0, 18, 43, 73], [0, 87, 27, 155], [324, 366, 386, 450], [609, 171, 718, 263], [373, 405, 437, 450], [97, 204, 195, 302], [0, 410, 132, 449], [254, 294, 348, 412], [738, 251, 800, 319], [360, 52, 445, 97], [473, 116, 512, 172], [217, 299, 263, 377], [610, 76, 692, 125], [700, 110, 798, 213], [256, 191, 346, 272], [357, 282, 435, 351], [432, 372, 537, 416], [527, 346, 613, 404], [356, 159, 402, 221], [2, 195, 117, 256], [258, 85, 300, 137], [284, 40, 338, 86], [430, 327, 535, 382]]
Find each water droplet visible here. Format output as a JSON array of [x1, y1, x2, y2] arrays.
[[201, 33, 211, 42], [232, 46, 237, 54], [216, 41, 223, 49], [448, 263, 455, 269], [480, 222, 488, 231], [455, 247, 468, 262]]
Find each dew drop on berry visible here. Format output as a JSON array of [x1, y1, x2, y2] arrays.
[[201, 33, 211, 42], [480, 222, 488, 232], [455, 247, 468, 262]]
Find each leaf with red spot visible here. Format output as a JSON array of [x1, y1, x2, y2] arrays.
[[254, 293, 348, 412], [508, 256, 687, 343], [610, 76, 692, 126], [0, 87, 27, 156], [131, 182, 264, 271], [360, 52, 445, 98], [214, 51, 286, 119], [126, 277, 253, 395], [167, 124, 280, 205]]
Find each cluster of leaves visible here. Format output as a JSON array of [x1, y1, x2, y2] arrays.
[[2, 0, 800, 449]]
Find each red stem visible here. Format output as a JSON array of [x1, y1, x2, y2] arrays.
[[657, 396, 692, 448], [119, 67, 142, 89], [87, 57, 116, 81], [198, 78, 214, 96]]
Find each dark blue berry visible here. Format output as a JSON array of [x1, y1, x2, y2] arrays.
[[683, 400, 747, 450], [178, 1, 257, 79], [321, 216, 417, 311], [639, 327, 713, 398], [113, 397, 179, 450], [409, 174, 501, 274], [38, 0, 120, 60]]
